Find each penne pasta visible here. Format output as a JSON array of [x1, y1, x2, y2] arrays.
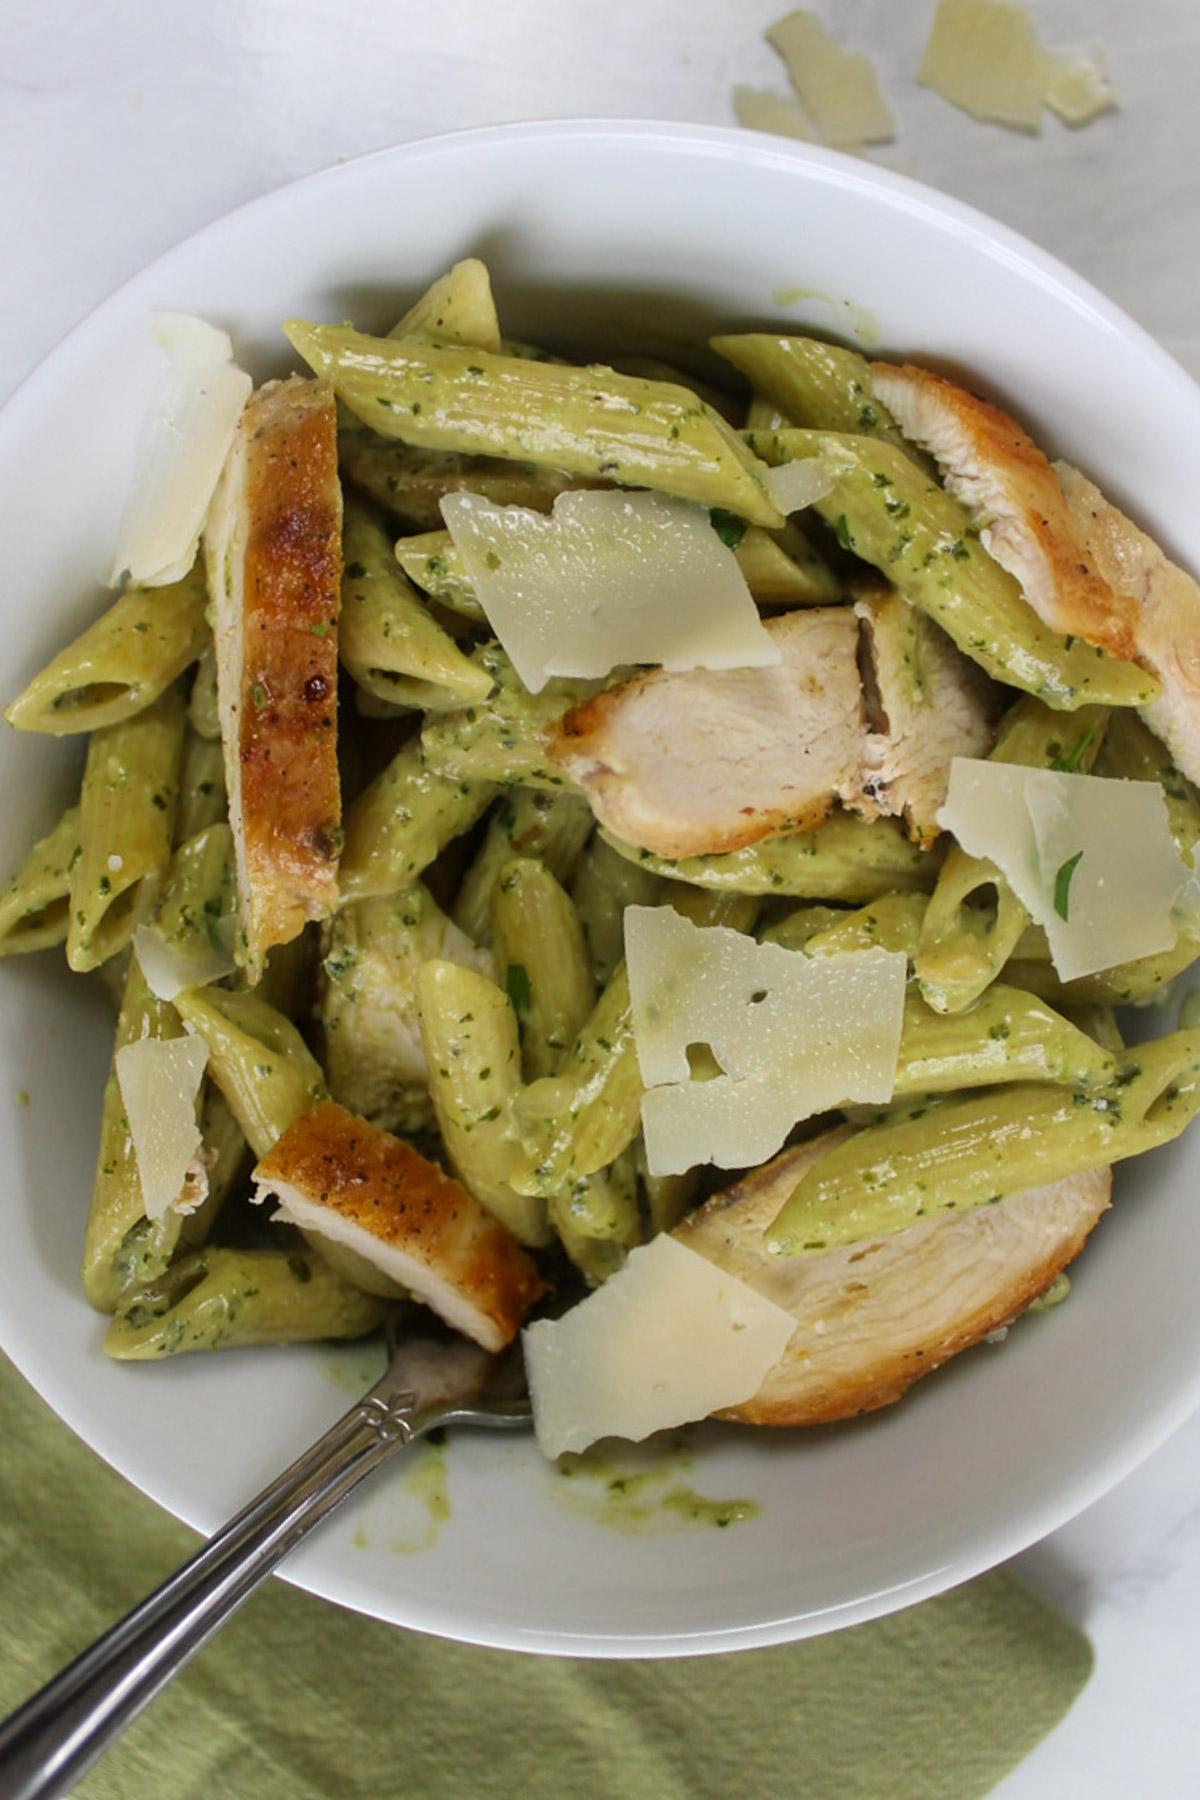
[[82, 957, 185, 1310], [173, 986, 326, 1158], [767, 1028, 1200, 1255], [0, 803, 78, 957], [490, 856, 596, 1082], [339, 498, 493, 711], [416, 958, 549, 1247], [419, 642, 600, 792], [67, 684, 186, 973], [714, 331, 912, 447], [338, 737, 497, 902], [5, 563, 208, 736], [452, 786, 594, 947], [599, 812, 942, 902], [104, 1244, 388, 1358], [289, 321, 786, 527]]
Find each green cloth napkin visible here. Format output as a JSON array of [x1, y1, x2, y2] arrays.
[[0, 1351, 1091, 1800]]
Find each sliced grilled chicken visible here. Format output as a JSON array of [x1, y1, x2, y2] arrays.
[[548, 607, 867, 858], [205, 376, 343, 973], [252, 1099, 544, 1352], [869, 360, 1137, 663], [857, 584, 998, 843], [676, 1130, 1111, 1425], [1056, 461, 1200, 785]]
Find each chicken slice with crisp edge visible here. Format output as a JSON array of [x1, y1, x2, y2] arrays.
[[676, 1129, 1111, 1425], [869, 360, 1137, 663], [252, 1100, 544, 1353], [1056, 460, 1200, 786], [204, 375, 342, 975]]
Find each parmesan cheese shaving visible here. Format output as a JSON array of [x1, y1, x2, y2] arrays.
[[762, 458, 835, 516], [625, 905, 906, 1176], [765, 10, 896, 146], [918, 0, 1044, 133], [1040, 48, 1116, 128], [522, 1233, 796, 1458], [111, 312, 252, 588], [917, 0, 1116, 134], [731, 85, 817, 143], [938, 760, 1190, 982], [115, 1032, 210, 1220], [439, 489, 779, 694], [133, 922, 237, 1002]]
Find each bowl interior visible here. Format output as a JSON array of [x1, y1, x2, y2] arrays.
[[3, 120, 1200, 1656]]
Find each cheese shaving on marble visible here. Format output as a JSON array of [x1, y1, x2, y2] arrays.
[[523, 1233, 796, 1458], [918, 0, 1116, 134], [731, 85, 817, 143], [111, 312, 252, 588], [440, 488, 778, 693], [625, 905, 906, 1176], [765, 10, 895, 146]]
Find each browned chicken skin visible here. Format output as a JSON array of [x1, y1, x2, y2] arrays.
[[869, 360, 1138, 663], [1057, 460, 1200, 785], [205, 375, 343, 972], [252, 1100, 544, 1352]]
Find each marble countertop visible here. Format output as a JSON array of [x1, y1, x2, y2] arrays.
[[4, 2, 1200, 1791]]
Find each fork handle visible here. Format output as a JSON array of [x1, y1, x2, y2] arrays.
[[0, 1395, 421, 1800]]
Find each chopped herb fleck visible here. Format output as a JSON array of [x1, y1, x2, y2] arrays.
[[1049, 729, 1096, 773], [709, 508, 747, 551], [1054, 851, 1084, 920]]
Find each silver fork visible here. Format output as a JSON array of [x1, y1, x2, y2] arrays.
[[0, 1308, 533, 1800]]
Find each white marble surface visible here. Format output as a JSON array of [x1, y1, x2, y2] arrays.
[[4, 1, 1200, 1791]]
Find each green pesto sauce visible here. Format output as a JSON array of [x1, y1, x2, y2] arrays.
[[551, 1433, 760, 1536], [351, 1437, 451, 1556], [769, 285, 879, 345]]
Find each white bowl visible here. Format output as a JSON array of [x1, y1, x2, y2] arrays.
[[4, 119, 1200, 1657]]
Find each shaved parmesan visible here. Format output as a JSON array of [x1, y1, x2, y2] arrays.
[[111, 312, 252, 588], [115, 1032, 210, 1220], [1040, 48, 1116, 128], [625, 905, 906, 1176], [133, 923, 236, 1002], [918, 0, 1116, 134], [939, 760, 1190, 981], [523, 1233, 796, 1458], [765, 11, 895, 147], [439, 489, 778, 694], [918, 0, 1044, 133], [762, 458, 835, 516], [731, 85, 817, 143]]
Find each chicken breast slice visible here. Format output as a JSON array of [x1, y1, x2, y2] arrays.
[[869, 360, 1137, 662], [1056, 460, 1200, 785], [205, 375, 343, 974], [548, 607, 867, 859], [252, 1099, 544, 1352], [856, 584, 999, 844], [675, 1129, 1111, 1425]]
